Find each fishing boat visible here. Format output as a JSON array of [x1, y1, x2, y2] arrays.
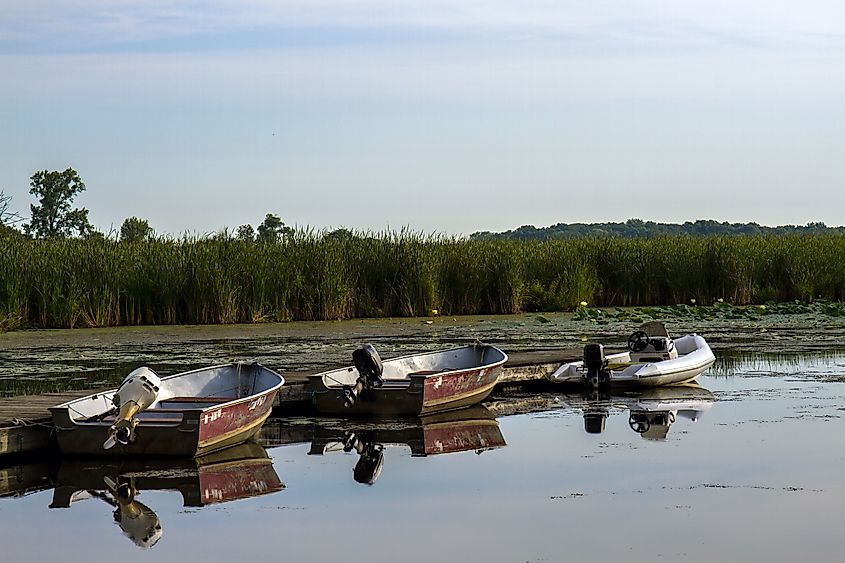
[[49, 442, 283, 548], [560, 384, 716, 439], [309, 343, 508, 416], [550, 321, 715, 388], [50, 362, 284, 457]]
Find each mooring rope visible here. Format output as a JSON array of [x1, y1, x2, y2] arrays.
[[9, 417, 54, 429]]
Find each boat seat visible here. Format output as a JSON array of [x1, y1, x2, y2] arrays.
[[152, 396, 234, 411], [160, 396, 233, 404], [380, 379, 412, 388], [407, 368, 455, 376], [135, 412, 186, 423], [95, 412, 186, 423]]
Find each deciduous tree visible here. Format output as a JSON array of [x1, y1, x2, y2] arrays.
[[236, 224, 255, 242], [120, 217, 153, 242], [256, 213, 292, 243], [0, 190, 23, 237], [24, 168, 93, 238]]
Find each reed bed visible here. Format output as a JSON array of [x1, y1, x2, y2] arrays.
[[2, 232, 845, 329]]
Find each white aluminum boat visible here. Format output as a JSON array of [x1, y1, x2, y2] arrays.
[[549, 321, 715, 388], [50, 362, 285, 456], [309, 343, 508, 416]]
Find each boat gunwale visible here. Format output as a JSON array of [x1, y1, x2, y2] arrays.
[[50, 362, 285, 421]]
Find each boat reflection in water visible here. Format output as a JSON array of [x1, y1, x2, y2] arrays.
[[263, 405, 506, 485], [49, 442, 283, 548], [561, 384, 715, 439]]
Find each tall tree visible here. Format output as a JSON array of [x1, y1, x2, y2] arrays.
[[256, 213, 292, 243], [325, 227, 353, 241], [0, 190, 23, 237], [24, 168, 93, 238], [0, 190, 21, 226], [236, 224, 255, 242], [120, 216, 153, 242]]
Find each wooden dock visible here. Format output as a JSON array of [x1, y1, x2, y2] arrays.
[[0, 349, 579, 457]]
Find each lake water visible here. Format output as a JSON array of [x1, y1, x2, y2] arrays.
[[2, 349, 845, 562]]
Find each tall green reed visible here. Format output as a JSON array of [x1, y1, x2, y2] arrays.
[[3, 230, 845, 329]]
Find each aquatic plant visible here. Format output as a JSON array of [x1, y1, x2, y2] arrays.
[[2, 231, 845, 329], [573, 299, 845, 324]]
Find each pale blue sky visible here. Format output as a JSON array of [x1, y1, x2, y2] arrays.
[[1, 1, 844, 235]]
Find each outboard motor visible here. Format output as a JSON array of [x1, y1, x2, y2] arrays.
[[353, 442, 385, 485], [342, 344, 384, 408], [583, 343, 611, 389], [104, 367, 161, 450], [583, 411, 607, 434], [103, 476, 163, 549]]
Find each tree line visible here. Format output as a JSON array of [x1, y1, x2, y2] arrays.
[[470, 218, 845, 240], [4, 168, 841, 243], [0, 168, 295, 243]]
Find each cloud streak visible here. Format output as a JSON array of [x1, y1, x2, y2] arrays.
[[2, 1, 845, 233], [3, 1, 845, 54]]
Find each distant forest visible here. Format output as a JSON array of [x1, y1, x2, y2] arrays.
[[470, 219, 845, 240]]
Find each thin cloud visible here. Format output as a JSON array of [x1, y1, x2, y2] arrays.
[[2, 0, 845, 53]]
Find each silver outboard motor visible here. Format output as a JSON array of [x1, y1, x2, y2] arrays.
[[342, 344, 384, 407], [104, 367, 161, 450], [103, 476, 163, 549], [583, 343, 611, 389]]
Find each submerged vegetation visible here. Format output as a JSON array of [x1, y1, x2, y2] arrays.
[[2, 231, 845, 329], [574, 300, 845, 324]]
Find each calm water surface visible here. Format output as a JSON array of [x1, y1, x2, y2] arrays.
[[2, 350, 845, 562]]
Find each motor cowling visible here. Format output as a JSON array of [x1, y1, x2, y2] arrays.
[[353, 443, 385, 485], [583, 412, 607, 434], [104, 367, 161, 450], [583, 343, 610, 388], [104, 476, 163, 549], [352, 344, 383, 385], [344, 344, 384, 407]]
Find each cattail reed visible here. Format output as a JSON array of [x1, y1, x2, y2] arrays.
[[2, 231, 844, 329]]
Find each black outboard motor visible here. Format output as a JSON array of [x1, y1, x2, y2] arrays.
[[583, 411, 607, 434], [583, 343, 611, 388], [353, 443, 385, 485], [343, 344, 384, 407]]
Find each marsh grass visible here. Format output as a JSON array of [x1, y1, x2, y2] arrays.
[[2, 231, 845, 329]]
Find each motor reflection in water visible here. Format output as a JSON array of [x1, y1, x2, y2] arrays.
[[560, 384, 716, 439], [48, 442, 283, 548], [261, 405, 507, 485]]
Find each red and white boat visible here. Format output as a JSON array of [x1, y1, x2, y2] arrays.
[[50, 362, 284, 456], [309, 344, 508, 416]]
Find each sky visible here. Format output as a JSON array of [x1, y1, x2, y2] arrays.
[[1, 1, 844, 235]]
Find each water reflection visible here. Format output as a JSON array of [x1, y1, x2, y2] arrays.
[[1, 442, 283, 549], [6, 346, 845, 563], [559, 384, 716, 439], [262, 405, 506, 485]]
